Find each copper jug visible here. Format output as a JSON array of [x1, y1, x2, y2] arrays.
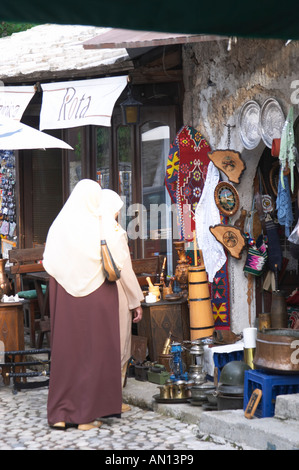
[[0, 259, 12, 296], [270, 291, 288, 328]]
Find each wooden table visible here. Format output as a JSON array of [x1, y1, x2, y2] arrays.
[[137, 298, 190, 362], [25, 272, 50, 348], [0, 301, 25, 384]]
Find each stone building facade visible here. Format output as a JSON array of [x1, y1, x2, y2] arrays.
[[182, 37, 299, 333]]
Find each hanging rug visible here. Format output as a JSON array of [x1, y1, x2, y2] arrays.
[[176, 126, 210, 241]]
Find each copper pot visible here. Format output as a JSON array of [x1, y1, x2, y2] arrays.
[[254, 329, 299, 373]]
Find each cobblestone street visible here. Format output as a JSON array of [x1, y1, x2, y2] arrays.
[[0, 379, 238, 452]]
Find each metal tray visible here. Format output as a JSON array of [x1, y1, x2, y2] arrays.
[[153, 394, 189, 404], [238, 100, 261, 149], [260, 98, 285, 148], [164, 293, 182, 301]]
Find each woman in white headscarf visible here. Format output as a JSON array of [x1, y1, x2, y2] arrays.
[[44, 180, 130, 430]]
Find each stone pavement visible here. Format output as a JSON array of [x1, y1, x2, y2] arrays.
[[3, 349, 299, 451], [0, 375, 244, 451], [122, 377, 299, 451]]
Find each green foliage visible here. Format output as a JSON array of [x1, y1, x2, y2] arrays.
[[0, 22, 35, 38]]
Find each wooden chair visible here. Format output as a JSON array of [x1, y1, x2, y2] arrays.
[[131, 256, 161, 287], [8, 247, 45, 292], [8, 247, 45, 348]]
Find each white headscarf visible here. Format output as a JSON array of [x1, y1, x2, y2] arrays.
[[43, 180, 129, 297]]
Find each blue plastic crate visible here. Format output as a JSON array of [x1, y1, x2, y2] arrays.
[[213, 350, 244, 380], [243, 369, 299, 418]]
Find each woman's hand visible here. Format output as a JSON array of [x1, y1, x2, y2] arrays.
[[132, 306, 143, 323]]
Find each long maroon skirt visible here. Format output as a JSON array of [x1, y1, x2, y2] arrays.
[[47, 277, 122, 426]]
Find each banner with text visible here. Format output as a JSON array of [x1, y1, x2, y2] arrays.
[[0, 86, 36, 121], [40, 76, 128, 130]]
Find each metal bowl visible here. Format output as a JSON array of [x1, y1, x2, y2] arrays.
[[190, 382, 215, 401]]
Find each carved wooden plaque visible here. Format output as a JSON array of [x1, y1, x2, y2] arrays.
[[208, 149, 246, 184], [209, 224, 246, 259]]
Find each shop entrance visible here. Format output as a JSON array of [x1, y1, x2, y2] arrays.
[[18, 103, 180, 277]]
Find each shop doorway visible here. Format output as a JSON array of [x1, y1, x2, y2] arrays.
[[116, 106, 177, 274], [18, 104, 180, 270]]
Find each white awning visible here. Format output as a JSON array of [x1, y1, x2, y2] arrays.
[[40, 75, 128, 131], [0, 85, 36, 121], [0, 119, 73, 150]]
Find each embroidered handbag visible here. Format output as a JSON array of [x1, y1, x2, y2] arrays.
[[244, 236, 268, 276], [101, 240, 121, 282]]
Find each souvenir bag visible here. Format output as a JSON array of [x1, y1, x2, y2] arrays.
[[254, 168, 282, 272], [100, 240, 121, 282], [243, 234, 268, 276], [243, 199, 268, 276]]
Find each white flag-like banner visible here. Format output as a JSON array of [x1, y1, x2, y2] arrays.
[[40, 76, 128, 130], [0, 85, 36, 121]]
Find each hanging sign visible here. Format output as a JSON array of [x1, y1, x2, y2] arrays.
[[40, 76, 128, 130], [0, 85, 36, 121]]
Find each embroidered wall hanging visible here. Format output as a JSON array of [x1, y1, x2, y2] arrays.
[[186, 246, 230, 330], [175, 126, 211, 241], [165, 138, 180, 204], [210, 262, 231, 330], [165, 126, 230, 330]]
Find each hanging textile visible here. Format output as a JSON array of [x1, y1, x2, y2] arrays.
[[165, 138, 180, 204], [277, 172, 293, 237], [209, 257, 231, 330], [165, 127, 230, 330], [186, 225, 230, 330], [279, 106, 297, 193], [175, 126, 211, 241], [195, 161, 227, 282]]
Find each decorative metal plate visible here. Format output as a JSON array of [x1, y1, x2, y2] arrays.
[[260, 98, 285, 148], [238, 100, 261, 149]]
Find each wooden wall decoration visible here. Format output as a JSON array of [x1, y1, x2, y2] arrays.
[[209, 224, 246, 259], [214, 181, 240, 217], [208, 149, 246, 184]]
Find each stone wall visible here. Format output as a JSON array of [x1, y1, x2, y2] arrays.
[[182, 37, 299, 333]]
